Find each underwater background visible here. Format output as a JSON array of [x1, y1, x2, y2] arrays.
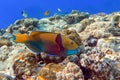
[[0, 0, 120, 29], [0, 0, 120, 80]]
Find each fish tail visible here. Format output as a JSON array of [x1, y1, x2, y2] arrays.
[[13, 34, 30, 43]]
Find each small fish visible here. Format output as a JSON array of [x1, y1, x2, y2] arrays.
[[44, 10, 50, 16], [13, 31, 80, 57], [21, 10, 28, 18], [57, 8, 62, 12]]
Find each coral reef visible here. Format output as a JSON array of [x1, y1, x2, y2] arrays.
[[0, 38, 12, 47], [6, 18, 39, 34], [37, 63, 64, 80], [80, 47, 120, 80], [79, 21, 112, 40], [64, 10, 89, 24], [0, 44, 25, 71], [56, 62, 84, 80], [0, 10, 120, 80], [11, 51, 39, 80], [0, 73, 12, 80], [97, 36, 120, 52]]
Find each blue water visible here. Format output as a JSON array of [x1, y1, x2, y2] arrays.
[[0, 0, 120, 29]]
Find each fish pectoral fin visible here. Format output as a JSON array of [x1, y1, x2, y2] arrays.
[[30, 31, 42, 37], [30, 31, 54, 37]]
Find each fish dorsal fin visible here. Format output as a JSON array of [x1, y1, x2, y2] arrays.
[[30, 31, 55, 36], [55, 34, 64, 51], [30, 31, 43, 36]]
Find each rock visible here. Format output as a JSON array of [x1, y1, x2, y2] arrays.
[[97, 37, 120, 52], [36, 63, 64, 80], [64, 16, 75, 24], [64, 11, 89, 24], [0, 73, 12, 80], [56, 62, 84, 80], [15, 18, 38, 27], [86, 36, 97, 47], [39, 18, 54, 25], [49, 15, 62, 21], [71, 10, 81, 14], [0, 45, 10, 62], [80, 18, 95, 29], [6, 18, 39, 34], [0, 44, 25, 72], [108, 26, 120, 36], [80, 47, 120, 80], [0, 29, 6, 35], [2, 32, 13, 39], [68, 23, 85, 33], [114, 70, 120, 80], [38, 18, 67, 32], [79, 21, 112, 40], [11, 51, 38, 80], [35, 52, 66, 64], [60, 55, 79, 66], [111, 13, 120, 26], [107, 13, 120, 36], [0, 38, 12, 47]]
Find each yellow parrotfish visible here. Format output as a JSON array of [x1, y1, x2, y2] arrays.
[[13, 31, 80, 56]]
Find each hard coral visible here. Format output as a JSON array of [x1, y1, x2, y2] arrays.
[[86, 36, 97, 47], [97, 37, 120, 52], [6, 18, 39, 34], [56, 62, 84, 80], [64, 10, 89, 24], [80, 18, 95, 30], [79, 21, 112, 40], [36, 63, 64, 80], [0, 38, 12, 47], [0, 73, 11, 80], [64, 16, 75, 24], [111, 13, 120, 27], [80, 47, 120, 80], [12, 51, 38, 80]]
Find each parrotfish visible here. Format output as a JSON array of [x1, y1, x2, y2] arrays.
[[13, 31, 80, 57]]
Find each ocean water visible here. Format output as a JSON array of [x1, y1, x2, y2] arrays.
[[0, 0, 120, 29]]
